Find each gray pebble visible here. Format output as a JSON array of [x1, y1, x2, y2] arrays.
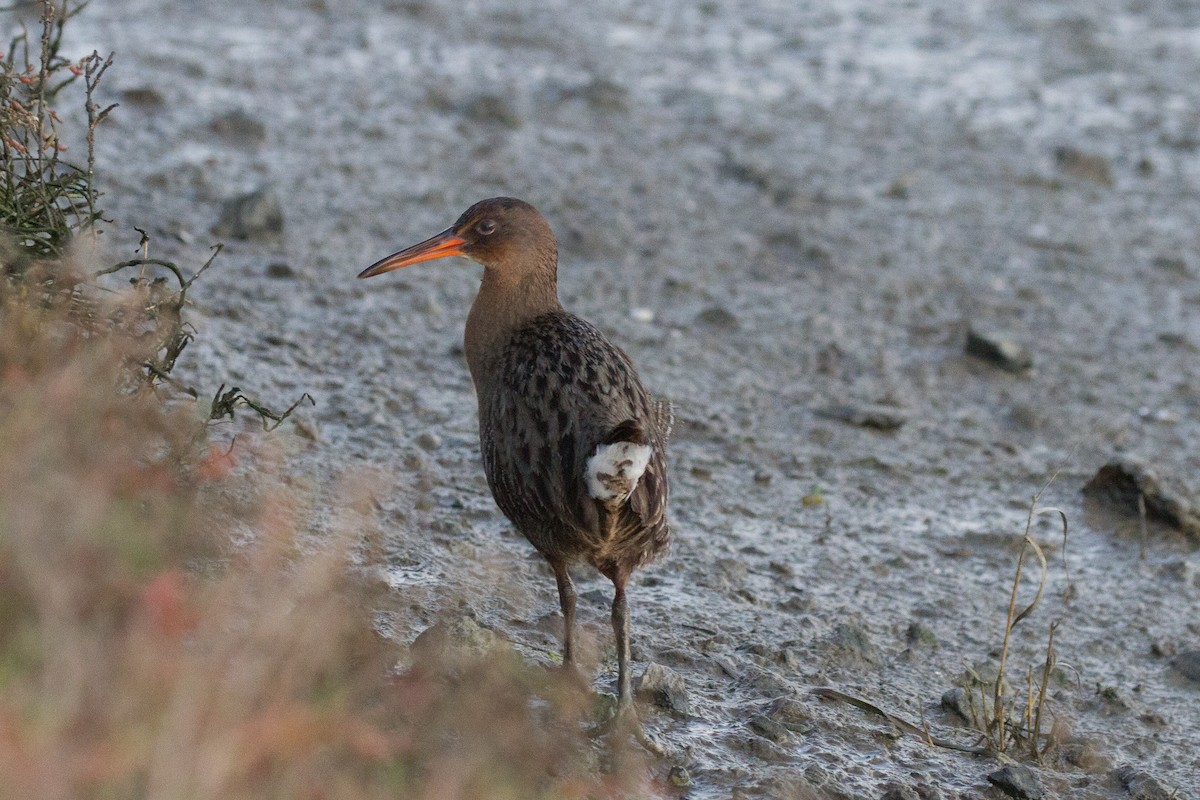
[[1083, 457, 1200, 539], [1054, 145, 1113, 186], [941, 686, 992, 726], [415, 431, 442, 451], [880, 785, 921, 800], [411, 614, 502, 664], [965, 327, 1033, 373], [265, 262, 296, 279], [748, 714, 791, 743], [823, 622, 883, 668], [1115, 766, 1177, 800], [816, 402, 908, 431], [210, 108, 267, 145], [695, 306, 740, 330], [214, 186, 284, 241], [1170, 650, 1200, 683], [986, 764, 1043, 800], [635, 662, 690, 715]]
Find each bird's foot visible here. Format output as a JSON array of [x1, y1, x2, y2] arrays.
[[587, 702, 666, 757]]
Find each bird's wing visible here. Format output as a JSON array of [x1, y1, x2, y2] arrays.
[[486, 313, 667, 551]]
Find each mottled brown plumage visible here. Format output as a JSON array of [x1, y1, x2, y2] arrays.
[[360, 197, 671, 720]]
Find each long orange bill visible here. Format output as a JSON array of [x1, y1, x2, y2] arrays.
[[358, 228, 466, 278]]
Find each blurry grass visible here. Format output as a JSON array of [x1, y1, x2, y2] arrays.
[[0, 4, 646, 796], [0, 264, 631, 800]]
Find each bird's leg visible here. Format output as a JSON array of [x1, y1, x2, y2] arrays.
[[552, 561, 577, 666], [611, 579, 632, 708], [595, 572, 664, 756]]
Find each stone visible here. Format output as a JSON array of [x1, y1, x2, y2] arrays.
[[905, 621, 938, 650], [414, 431, 441, 451], [765, 696, 814, 732], [941, 686, 992, 726], [1083, 457, 1200, 539], [210, 108, 267, 144], [1054, 146, 1113, 186], [214, 186, 284, 241], [748, 714, 791, 743], [965, 327, 1033, 372], [823, 622, 882, 667], [695, 306, 740, 330], [411, 614, 502, 664], [635, 662, 690, 715], [1115, 767, 1176, 800], [121, 86, 165, 107], [1170, 650, 1200, 683], [815, 402, 907, 431], [986, 764, 1043, 799], [265, 262, 295, 278]]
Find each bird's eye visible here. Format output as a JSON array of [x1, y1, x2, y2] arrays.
[[476, 219, 497, 236]]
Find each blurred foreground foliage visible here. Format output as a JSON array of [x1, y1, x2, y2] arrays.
[[0, 277, 617, 799], [0, 2, 632, 797]]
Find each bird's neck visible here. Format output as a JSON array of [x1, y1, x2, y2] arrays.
[[464, 265, 562, 389]]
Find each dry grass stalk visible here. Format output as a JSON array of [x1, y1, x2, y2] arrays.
[[984, 493, 1068, 759]]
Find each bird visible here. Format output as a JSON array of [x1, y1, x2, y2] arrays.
[[359, 197, 672, 737]]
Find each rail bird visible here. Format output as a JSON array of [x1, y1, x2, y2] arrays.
[[359, 197, 672, 736]]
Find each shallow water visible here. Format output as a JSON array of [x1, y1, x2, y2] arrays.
[[46, 0, 1200, 795]]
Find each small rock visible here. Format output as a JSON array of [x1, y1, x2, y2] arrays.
[[765, 696, 815, 732], [576, 77, 629, 112], [747, 666, 792, 696], [1083, 457, 1200, 540], [414, 431, 442, 451], [1062, 738, 1110, 772], [823, 622, 882, 668], [1094, 685, 1133, 712], [882, 175, 913, 199], [965, 327, 1033, 372], [578, 588, 609, 607], [695, 306, 740, 330], [411, 614, 501, 664], [667, 765, 691, 788], [210, 108, 267, 144], [986, 764, 1043, 800], [748, 714, 791, 743], [1151, 255, 1190, 276], [265, 262, 296, 279], [816, 402, 907, 431], [906, 622, 938, 650], [214, 186, 284, 241], [121, 86, 165, 107], [1115, 766, 1176, 800], [1054, 145, 1113, 186], [1170, 649, 1200, 683], [635, 662, 690, 715], [941, 686, 992, 726], [462, 93, 522, 129], [880, 785, 921, 800]]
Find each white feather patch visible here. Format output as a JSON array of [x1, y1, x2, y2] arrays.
[[586, 441, 652, 502]]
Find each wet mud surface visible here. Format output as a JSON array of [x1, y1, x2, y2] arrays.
[[55, 0, 1200, 796]]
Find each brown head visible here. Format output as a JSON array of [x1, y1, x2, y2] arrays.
[[358, 197, 557, 284]]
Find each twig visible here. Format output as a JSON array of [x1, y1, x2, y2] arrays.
[[1032, 621, 1057, 760], [209, 383, 316, 432], [810, 687, 994, 756], [1137, 492, 1148, 560]]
